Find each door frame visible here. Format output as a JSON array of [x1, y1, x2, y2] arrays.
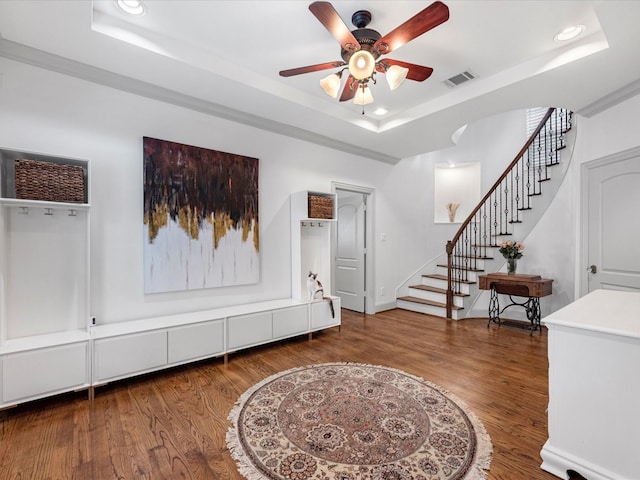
[[580, 145, 640, 296], [332, 182, 376, 315]]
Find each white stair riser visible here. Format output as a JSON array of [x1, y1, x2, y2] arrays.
[[407, 288, 464, 307], [396, 300, 463, 320], [435, 266, 481, 282], [422, 277, 471, 295]]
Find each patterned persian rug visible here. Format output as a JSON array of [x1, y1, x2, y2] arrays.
[[227, 363, 492, 480]]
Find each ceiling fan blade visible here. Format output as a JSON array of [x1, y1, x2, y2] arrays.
[[377, 59, 434, 82], [374, 1, 449, 55], [279, 61, 345, 77], [309, 2, 360, 54], [339, 76, 357, 102]]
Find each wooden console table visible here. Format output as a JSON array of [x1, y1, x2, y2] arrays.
[[478, 273, 553, 334]]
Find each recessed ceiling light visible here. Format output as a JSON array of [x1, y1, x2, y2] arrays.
[[554, 25, 585, 42], [373, 107, 388, 116], [116, 0, 146, 16]]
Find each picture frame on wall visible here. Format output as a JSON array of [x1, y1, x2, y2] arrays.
[[143, 137, 259, 293]]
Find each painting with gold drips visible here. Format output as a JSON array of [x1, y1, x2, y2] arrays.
[[143, 137, 259, 293]]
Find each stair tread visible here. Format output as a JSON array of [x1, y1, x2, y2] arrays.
[[437, 263, 483, 272], [452, 254, 494, 260], [398, 296, 463, 310], [408, 284, 469, 297], [422, 273, 476, 284]]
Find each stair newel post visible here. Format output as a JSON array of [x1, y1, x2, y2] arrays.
[[446, 240, 454, 319]]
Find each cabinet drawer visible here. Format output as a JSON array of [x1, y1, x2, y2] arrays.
[[168, 320, 224, 364], [228, 311, 272, 350], [2, 342, 88, 403], [95, 330, 167, 382], [310, 298, 340, 330], [273, 305, 308, 338]]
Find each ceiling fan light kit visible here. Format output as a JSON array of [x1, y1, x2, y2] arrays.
[[354, 85, 374, 106], [320, 72, 342, 98], [279, 1, 450, 112], [348, 50, 376, 80], [385, 64, 409, 91]]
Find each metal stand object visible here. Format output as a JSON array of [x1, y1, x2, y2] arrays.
[[487, 285, 542, 335]]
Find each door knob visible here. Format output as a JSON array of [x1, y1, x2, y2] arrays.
[[587, 265, 597, 274]]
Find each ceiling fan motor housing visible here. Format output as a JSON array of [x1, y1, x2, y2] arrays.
[[341, 27, 382, 62]]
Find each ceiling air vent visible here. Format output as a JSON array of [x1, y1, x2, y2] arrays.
[[444, 71, 475, 87]]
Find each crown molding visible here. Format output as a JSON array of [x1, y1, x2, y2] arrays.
[[0, 38, 399, 165], [578, 78, 640, 117]]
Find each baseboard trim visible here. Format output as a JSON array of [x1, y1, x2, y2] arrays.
[[541, 441, 628, 480], [375, 301, 397, 313]]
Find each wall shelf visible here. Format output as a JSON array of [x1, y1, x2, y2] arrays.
[[0, 197, 90, 210]]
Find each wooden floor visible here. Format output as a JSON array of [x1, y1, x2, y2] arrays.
[[0, 309, 561, 480]]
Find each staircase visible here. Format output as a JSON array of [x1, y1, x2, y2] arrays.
[[397, 108, 573, 319]]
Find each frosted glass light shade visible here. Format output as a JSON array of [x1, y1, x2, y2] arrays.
[[386, 65, 409, 90], [353, 85, 374, 105], [320, 73, 341, 98], [348, 50, 375, 80]]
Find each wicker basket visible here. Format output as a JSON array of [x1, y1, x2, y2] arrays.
[[308, 194, 334, 219], [15, 159, 85, 203]]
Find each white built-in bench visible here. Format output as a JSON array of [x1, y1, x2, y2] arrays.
[[89, 297, 340, 398]]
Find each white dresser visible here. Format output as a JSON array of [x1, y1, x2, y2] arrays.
[[541, 289, 640, 480]]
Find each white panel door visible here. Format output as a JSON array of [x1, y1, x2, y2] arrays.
[[336, 192, 365, 312], [586, 153, 640, 292]]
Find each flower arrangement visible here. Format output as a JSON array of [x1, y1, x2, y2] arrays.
[[498, 240, 524, 259]]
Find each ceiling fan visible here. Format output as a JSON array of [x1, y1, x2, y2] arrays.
[[279, 1, 450, 109]]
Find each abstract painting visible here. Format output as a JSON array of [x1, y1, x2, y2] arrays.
[[143, 137, 259, 293]]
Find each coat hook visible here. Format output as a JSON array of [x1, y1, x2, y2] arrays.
[[68, 209, 77, 217], [44, 208, 54, 216], [19, 206, 29, 214]]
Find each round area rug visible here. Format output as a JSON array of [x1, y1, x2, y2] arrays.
[[227, 363, 492, 480]]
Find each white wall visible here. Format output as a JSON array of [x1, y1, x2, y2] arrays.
[[379, 109, 528, 299], [0, 58, 394, 324]]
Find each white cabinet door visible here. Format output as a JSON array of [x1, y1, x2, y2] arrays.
[[228, 312, 272, 350], [168, 320, 224, 364], [273, 305, 308, 339], [94, 331, 167, 382], [2, 342, 89, 404], [310, 297, 340, 330]]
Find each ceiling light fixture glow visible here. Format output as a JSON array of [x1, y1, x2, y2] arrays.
[[116, 0, 146, 16], [554, 25, 585, 42], [374, 107, 388, 116], [348, 50, 376, 80]]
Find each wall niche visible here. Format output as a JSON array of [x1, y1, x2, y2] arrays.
[[434, 162, 481, 224]]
